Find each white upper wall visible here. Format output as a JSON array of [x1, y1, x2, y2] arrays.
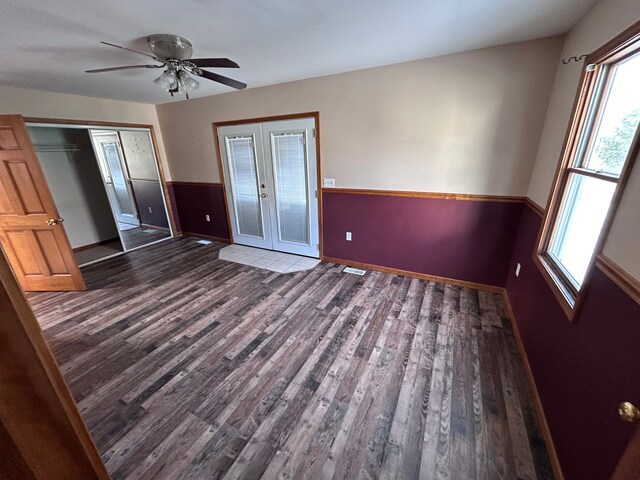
[[526, 0, 640, 280], [0, 85, 171, 178], [157, 37, 562, 196]]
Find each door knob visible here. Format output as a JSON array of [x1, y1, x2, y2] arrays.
[[618, 402, 640, 423], [45, 218, 64, 226]]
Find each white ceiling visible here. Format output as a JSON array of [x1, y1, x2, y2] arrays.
[[0, 0, 598, 105]]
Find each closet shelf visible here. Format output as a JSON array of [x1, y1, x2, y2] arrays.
[[33, 143, 82, 153]]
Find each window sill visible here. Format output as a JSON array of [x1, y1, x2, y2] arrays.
[[532, 253, 578, 321]]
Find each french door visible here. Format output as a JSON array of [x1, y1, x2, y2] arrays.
[[218, 118, 319, 258]]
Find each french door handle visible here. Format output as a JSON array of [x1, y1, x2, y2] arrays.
[[259, 193, 268, 198], [46, 218, 64, 226]]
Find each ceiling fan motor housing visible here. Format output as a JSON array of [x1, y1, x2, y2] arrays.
[[148, 34, 193, 60]]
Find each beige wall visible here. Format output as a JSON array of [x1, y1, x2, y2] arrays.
[[157, 36, 562, 196], [526, 0, 640, 280], [0, 85, 170, 178]]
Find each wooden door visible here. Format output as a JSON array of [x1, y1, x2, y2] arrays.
[[0, 248, 109, 479], [0, 115, 85, 291]]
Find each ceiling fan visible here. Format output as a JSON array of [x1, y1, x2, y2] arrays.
[[86, 34, 246, 98]]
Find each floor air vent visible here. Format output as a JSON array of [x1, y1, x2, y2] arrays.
[[343, 267, 366, 276]]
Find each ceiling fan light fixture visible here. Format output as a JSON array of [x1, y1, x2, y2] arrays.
[[179, 71, 200, 92], [153, 68, 178, 91], [89, 35, 246, 98]]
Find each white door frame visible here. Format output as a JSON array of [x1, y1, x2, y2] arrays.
[[216, 114, 321, 258]]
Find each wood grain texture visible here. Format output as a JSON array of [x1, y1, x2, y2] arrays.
[[322, 188, 526, 203], [322, 255, 504, 294], [502, 293, 563, 480], [0, 247, 109, 479], [0, 114, 85, 291], [28, 238, 554, 479]]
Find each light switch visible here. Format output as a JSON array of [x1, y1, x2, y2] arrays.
[[323, 178, 336, 188]]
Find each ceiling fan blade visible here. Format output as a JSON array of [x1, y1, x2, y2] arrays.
[[85, 65, 161, 73], [100, 41, 158, 60], [197, 70, 247, 90], [190, 58, 239, 68]]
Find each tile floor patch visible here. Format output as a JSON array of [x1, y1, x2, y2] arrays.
[[218, 245, 320, 273]]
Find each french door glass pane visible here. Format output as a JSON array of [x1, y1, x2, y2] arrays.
[[227, 137, 263, 237], [102, 142, 135, 216], [549, 174, 615, 287], [581, 52, 640, 175], [271, 133, 308, 244]]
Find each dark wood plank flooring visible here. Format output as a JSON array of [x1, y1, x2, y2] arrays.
[[28, 238, 553, 479]]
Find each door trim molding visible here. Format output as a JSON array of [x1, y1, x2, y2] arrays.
[[0, 250, 110, 478], [212, 112, 323, 256], [23, 116, 179, 237], [322, 187, 527, 202]]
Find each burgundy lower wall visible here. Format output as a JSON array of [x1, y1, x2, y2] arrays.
[[167, 183, 230, 240], [506, 204, 640, 480], [323, 192, 523, 286], [131, 180, 169, 229]]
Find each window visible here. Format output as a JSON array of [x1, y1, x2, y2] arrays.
[[537, 32, 640, 317]]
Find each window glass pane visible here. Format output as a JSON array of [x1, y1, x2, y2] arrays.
[[548, 174, 615, 287], [227, 136, 263, 237], [582, 52, 640, 175], [271, 133, 309, 244]]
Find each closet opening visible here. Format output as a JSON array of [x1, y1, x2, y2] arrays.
[[27, 122, 173, 266]]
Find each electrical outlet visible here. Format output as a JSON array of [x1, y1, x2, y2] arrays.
[[205, 214, 211, 222], [148, 207, 153, 213], [346, 231, 352, 241], [515, 263, 521, 277], [323, 178, 336, 188]]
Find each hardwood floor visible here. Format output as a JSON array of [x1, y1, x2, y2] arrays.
[[28, 238, 553, 479]]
